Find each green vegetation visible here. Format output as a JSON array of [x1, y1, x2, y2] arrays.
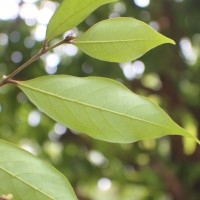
[[0, 0, 200, 199]]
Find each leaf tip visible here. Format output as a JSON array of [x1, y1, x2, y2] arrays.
[[194, 137, 200, 145], [189, 136, 200, 145], [162, 36, 175, 45], [169, 38, 176, 45], [180, 128, 200, 145]]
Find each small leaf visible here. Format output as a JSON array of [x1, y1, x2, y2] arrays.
[[74, 17, 175, 62], [0, 139, 78, 200], [46, 0, 117, 41], [17, 75, 199, 144]]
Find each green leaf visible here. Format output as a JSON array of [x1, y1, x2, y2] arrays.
[[46, 0, 117, 41], [0, 140, 78, 200], [17, 75, 199, 144], [74, 17, 175, 62]]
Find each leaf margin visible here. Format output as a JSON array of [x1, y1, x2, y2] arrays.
[[0, 139, 78, 200], [15, 75, 200, 145], [74, 17, 175, 62]]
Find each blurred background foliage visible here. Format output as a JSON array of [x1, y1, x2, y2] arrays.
[[0, 0, 200, 199]]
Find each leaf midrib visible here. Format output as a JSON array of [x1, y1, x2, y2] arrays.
[[75, 39, 164, 44], [0, 163, 54, 200], [19, 82, 179, 133]]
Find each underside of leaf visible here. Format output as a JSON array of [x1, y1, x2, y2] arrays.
[[0, 140, 78, 200], [17, 75, 199, 144], [74, 17, 175, 62]]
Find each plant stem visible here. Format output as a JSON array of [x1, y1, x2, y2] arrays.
[[0, 36, 75, 87]]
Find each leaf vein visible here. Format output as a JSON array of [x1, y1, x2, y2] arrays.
[[19, 83, 177, 132]]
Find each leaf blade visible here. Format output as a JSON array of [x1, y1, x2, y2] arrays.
[[46, 0, 118, 41], [0, 140, 78, 200], [17, 75, 199, 144], [74, 17, 175, 62]]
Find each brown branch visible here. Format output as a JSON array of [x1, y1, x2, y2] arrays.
[[0, 35, 75, 87]]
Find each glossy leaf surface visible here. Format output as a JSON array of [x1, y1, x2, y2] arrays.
[[74, 17, 175, 62], [17, 76, 199, 144], [0, 140, 78, 200], [46, 0, 117, 41]]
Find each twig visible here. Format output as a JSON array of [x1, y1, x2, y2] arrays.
[[0, 35, 75, 87]]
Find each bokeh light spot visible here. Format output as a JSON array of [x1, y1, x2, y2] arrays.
[[179, 37, 197, 65], [11, 51, 23, 63], [134, 0, 150, 8], [37, 7, 54, 25], [28, 110, 41, 127], [45, 65, 57, 74], [54, 123, 67, 136], [64, 44, 78, 57], [46, 53, 60, 67], [149, 21, 160, 31], [33, 25, 47, 41], [19, 3, 38, 20], [113, 2, 126, 15], [23, 0, 38, 3], [98, 178, 112, 191], [0, 0, 20, 20], [82, 63, 94, 74], [24, 36, 35, 48], [45, 53, 60, 74], [88, 150, 108, 167], [10, 31, 21, 43], [0, 33, 9, 46], [120, 60, 145, 80]]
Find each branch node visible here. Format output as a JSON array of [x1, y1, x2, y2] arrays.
[[43, 40, 48, 51], [65, 33, 76, 43]]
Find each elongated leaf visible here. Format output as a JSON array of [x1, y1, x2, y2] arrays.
[[46, 0, 117, 41], [74, 17, 175, 62], [17, 75, 199, 144], [0, 140, 78, 200]]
